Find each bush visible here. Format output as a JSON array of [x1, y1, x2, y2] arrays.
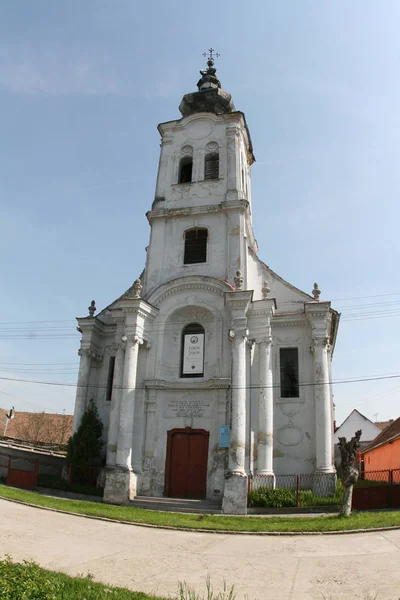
[[66, 400, 103, 467], [0, 555, 59, 600], [249, 480, 344, 509], [299, 480, 343, 507], [37, 474, 103, 497], [0, 556, 164, 599], [248, 487, 296, 508]]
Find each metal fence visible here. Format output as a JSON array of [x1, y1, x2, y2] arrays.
[[0, 451, 103, 496], [353, 468, 400, 510], [248, 472, 339, 508]]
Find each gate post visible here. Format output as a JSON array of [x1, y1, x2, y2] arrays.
[[388, 470, 393, 508], [34, 460, 39, 487]]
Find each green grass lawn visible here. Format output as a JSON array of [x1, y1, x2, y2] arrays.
[[0, 556, 168, 600], [0, 484, 399, 533]]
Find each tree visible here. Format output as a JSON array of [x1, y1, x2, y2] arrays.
[[337, 429, 362, 517], [66, 400, 103, 466]]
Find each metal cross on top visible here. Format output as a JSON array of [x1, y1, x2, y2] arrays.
[[203, 48, 220, 61]]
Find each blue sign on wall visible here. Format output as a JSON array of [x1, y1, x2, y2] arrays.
[[219, 425, 230, 448]]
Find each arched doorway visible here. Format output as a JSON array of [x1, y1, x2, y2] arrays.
[[164, 428, 209, 498]]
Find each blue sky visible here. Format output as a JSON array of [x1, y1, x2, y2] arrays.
[[1, 1, 399, 425]]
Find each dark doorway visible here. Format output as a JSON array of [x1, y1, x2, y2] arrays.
[[164, 428, 209, 499]]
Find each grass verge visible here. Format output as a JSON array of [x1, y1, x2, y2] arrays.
[[0, 555, 168, 600], [1, 484, 400, 533]]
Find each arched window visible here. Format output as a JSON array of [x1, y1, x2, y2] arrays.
[[204, 153, 219, 180], [181, 323, 205, 378], [184, 228, 208, 264], [178, 157, 193, 183]]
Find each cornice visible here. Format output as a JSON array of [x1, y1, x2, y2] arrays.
[[119, 299, 158, 320], [147, 204, 222, 222], [77, 317, 112, 337], [271, 319, 308, 328], [143, 378, 231, 391], [146, 200, 250, 223]]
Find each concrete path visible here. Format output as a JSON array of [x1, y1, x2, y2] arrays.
[[1, 500, 400, 600]]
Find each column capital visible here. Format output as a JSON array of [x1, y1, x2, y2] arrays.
[[121, 333, 144, 346], [78, 346, 102, 363], [255, 335, 273, 346], [229, 328, 248, 341], [311, 336, 331, 354]]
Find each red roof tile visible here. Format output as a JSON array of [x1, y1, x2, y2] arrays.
[[363, 416, 400, 453], [0, 408, 72, 446]]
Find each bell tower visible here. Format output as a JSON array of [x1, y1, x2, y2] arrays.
[[142, 51, 257, 298]]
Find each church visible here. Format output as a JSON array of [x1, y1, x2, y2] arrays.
[[72, 52, 340, 514]]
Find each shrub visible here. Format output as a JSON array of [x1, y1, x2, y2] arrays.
[[36, 474, 103, 497], [249, 480, 344, 509], [0, 555, 59, 600], [66, 400, 103, 467], [299, 480, 343, 507], [248, 487, 296, 508]]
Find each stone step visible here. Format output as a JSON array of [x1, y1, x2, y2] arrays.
[[131, 496, 222, 514]]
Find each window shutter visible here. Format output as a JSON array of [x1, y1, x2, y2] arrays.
[[204, 154, 219, 180], [184, 229, 208, 264]]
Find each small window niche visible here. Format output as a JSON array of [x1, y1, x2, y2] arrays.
[[181, 323, 205, 378], [204, 142, 219, 180], [184, 228, 208, 264], [279, 348, 299, 398], [106, 356, 116, 401], [178, 157, 193, 184]]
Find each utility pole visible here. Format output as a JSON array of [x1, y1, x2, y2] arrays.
[[3, 406, 15, 436]]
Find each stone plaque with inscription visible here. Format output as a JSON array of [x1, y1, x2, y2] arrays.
[[164, 397, 212, 418]]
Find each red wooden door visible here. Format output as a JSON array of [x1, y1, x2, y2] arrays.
[[165, 429, 209, 499]]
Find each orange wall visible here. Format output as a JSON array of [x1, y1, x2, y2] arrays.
[[364, 438, 400, 478]]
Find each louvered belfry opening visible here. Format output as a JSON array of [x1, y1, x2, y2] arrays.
[[179, 157, 193, 183], [204, 153, 219, 180], [184, 228, 208, 264]]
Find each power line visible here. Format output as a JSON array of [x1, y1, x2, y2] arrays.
[[0, 362, 78, 366], [2, 372, 400, 390]]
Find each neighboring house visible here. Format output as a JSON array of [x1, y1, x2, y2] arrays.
[[375, 420, 394, 431], [362, 416, 400, 479], [0, 409, 73, 489], [72, 55, 340, 513], [334, 409, 382, 450], [0, 408, 72, 449]]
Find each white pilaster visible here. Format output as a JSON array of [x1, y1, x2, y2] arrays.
[[116, 334, 142, 470], [226, 126, 240, 201], [312, 336, 334, 473], [257, 336, 275, 482], [229, 328, 247, 474], [222, 290, 252, 514], [72, 348, 91, 434], [305, 302, 336, 496]]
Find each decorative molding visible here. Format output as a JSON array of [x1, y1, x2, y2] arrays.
[[180, 145, 193, 157], [146, 200, 250, 223], [255, 336, 273, 346], [153, 283, 225, 306], [205, 141, 219, 153], [271, 319, 308, 328], [143, 378, 231, 391], [78, 347, 103, 363]]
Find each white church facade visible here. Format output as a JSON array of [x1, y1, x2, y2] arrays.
[[73, 54, 340, 514]]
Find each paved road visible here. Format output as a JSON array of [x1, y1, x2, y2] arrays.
[[1, 500, 400, 600]]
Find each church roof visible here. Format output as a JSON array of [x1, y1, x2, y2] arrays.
[[179, 51, 235, 117]]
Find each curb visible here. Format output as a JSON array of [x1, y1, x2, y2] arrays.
[[1, 494, 399, 536]]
